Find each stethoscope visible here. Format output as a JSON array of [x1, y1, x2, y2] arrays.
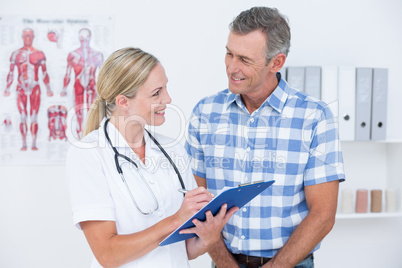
[[104, 118, 186, 215]]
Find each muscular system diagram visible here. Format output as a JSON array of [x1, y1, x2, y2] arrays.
[[3, 28, 53, 151], [61, 28, 103, 139], [1, 115, 12, 133], [47, 105, 67, 141]]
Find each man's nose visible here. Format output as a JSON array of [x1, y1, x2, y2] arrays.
[[226, 58, 240, 74]]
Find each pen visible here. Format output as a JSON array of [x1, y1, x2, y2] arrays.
[[178, 188, 189, 194]]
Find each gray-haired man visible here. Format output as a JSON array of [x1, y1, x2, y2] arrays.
[[186, 6, 345, 268]]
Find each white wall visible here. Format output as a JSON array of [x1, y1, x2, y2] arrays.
[[1, 0, 402, 267]]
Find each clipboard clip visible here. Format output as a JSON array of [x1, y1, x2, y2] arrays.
[[238, 180, 264, 187]]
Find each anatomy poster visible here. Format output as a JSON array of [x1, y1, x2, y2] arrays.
[[0, 16, 113, 165]]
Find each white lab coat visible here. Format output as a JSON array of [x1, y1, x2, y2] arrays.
[[66, 118, 197, 268]]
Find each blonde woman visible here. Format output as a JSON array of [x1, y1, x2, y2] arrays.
[[66, 47, 238, 268]]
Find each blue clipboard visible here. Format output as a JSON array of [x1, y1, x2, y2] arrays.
[[159, 180, 275, 246]]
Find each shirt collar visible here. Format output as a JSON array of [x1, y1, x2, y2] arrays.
[[224, 73, 289, 114], [266, 77, 289, 114], [224, 92, 246, 112]]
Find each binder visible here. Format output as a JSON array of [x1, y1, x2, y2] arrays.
[[159, 180, 275, 246], [338, 67, 356, 141], [371, 68, 388, 140], [304, 66, 321, 100], [286, 67, 305, 91], [355, 68, 373, 140], [321, 66, 339, 118], [278, 67, 287, 82]]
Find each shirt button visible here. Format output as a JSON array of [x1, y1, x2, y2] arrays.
[[250, 118, 255, 123], [242, 208, 247, 212], [241, 235, 245, 240], [148, 180, 155, 184], [246, 147, 251, 152], [158, 210, 164, 217]]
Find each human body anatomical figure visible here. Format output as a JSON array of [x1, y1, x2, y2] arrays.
[[61, 28, 103, 138], [3, 28, 53, 151]]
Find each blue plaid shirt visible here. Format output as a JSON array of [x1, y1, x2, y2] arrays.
[[185, 75, 345, 257]]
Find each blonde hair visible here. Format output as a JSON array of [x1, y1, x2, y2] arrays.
[[84, 47, 159, 136]]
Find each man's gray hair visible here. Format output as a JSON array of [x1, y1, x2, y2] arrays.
[[230, 7, 291, 63]]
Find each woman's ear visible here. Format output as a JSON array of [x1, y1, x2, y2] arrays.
[[115, 95, 129, 111]]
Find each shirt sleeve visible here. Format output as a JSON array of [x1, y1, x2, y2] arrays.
[[66, 145, 115, 230], [304, 105, 346, 186], [179, 144, 198, 191], [185, 103, 207, 179]]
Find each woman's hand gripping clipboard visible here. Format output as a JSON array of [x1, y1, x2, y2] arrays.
[[159, 180, 275, 246]]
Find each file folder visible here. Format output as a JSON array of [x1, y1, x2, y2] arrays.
[[338, 66, 356, 141], [355, 68, 373, 140], [159, 180, 275, 246], [371, 68, 388, 140], [279, 67, 287, 82], [304, 66, 321, 100], [286, 67, 305, 91], [321, 66, 339, 118]]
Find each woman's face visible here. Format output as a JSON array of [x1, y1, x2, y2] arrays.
[[127, 63, 172, 126]]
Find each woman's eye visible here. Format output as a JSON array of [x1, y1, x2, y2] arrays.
[[153, 90, 160, 97]]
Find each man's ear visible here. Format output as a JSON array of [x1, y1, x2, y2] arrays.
[[269, 53, 286, 73], [115, 94, 129, 110]]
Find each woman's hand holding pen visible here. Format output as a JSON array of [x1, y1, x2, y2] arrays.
[[172, 186, 239, 259], [174, 187, 214, 225]]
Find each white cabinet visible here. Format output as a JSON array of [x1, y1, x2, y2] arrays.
[[336, 140, 402, 219]]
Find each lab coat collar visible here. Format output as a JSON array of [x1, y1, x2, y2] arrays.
[[100, 117, 161, 153]]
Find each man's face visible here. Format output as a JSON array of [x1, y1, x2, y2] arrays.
[[225, 30, 271, 97], [22, 30, 34, 47]]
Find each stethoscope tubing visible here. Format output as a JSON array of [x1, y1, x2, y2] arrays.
[[103, 118, 186, 214]]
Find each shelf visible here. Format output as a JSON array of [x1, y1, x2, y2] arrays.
[[340, 139, 402, 143], [336, 212, 402, 219]]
